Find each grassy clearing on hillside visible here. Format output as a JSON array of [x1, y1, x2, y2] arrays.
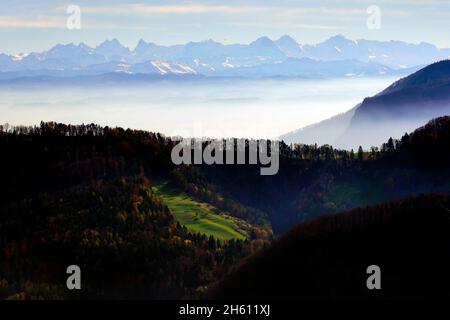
[[152, 181, 247, 241]]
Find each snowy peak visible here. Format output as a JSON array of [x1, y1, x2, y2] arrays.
[[135, 39, 147, 50], [97, 38, 122, 48], [275, 35, 302, 58], [298, 35, 448, 68], [1, 35, 450, 78], [248, 36, 285, 59], [184, 39, 225, 55], [277, 35, 297, 43], [250, 36, 279, 52], [275, 35, 299, 48], [324, 34, 356, 45], [46, 43, 92, 58], [251, 36, 274, 46], [134, 39, 158, 52], [95, 39, 130, 60], [150, 61, 197, 75]]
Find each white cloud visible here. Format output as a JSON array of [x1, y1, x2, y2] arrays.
[[0, 16, 64, 28], [78, 4, 409, 19], [231, 21, 342, 30], [82, 4, 270, 15], [291, 23, 343, 30]]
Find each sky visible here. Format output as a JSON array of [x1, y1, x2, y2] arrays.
[[1, 0, 450, 54]]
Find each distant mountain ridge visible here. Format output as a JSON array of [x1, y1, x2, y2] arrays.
[[281, 106, 358, 147], [1, 35, 448, 79], [282, 60, 450, 149]]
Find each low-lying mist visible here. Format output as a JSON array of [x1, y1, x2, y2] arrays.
[[0, 77, 398, 140]]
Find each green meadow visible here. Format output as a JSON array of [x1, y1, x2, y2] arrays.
[[152, 181, 247, 241]]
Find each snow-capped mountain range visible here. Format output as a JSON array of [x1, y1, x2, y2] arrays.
[[1, 35, 449, 79]]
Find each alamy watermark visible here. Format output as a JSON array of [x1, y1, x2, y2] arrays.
[[367, 5, 382, 30], [66, 4, 81, 30], [66, 265, 81, 290], [366, 265, 381, 290], [171, 138, 279, 176]]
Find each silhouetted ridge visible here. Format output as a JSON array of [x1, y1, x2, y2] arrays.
[[208, 194, 450, 300], [336, 60, 450, 149], [389, 116, 450, 166], [382, 59, 450, 95], [283, 60, 450, 149]]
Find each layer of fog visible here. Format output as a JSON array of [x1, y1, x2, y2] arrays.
[[0, 77, 399, 139]]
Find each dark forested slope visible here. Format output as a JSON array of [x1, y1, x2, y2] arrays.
[[0, 124, 267, 299], [194, 116, 450, 233], [208, 194, 450, 300]]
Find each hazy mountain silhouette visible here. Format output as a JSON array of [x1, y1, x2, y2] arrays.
[[1, 35, 447, 79], [280, 106, 357, 146], [282, 60, 450, 149], [337, 60, 450, 149]]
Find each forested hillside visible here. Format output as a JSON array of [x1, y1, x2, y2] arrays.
[[0, 123, 269, 299], [1, 116, 449, 299], [192, 116, 450, 232], [208, 194, 450, 300]]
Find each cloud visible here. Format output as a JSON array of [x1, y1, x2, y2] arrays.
[[231, 21, 342, 30], [82, 4, 269, 15], [284, 7, 409, 17], [287, 7, 366, 15], [0, 16, 64, 28], [291, 23, 343, 30], [0, 3, 410, 30], [80, 4, 408, 18]]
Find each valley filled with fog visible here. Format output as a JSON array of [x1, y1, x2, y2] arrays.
[[0, 76, 398, 140]]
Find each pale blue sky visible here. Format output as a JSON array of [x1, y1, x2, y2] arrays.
[[1, 0, 450, 54]]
